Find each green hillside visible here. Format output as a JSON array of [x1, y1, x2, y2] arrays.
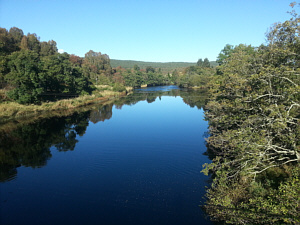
[[110, 59, 218, 72], [110, 59, 195, 70]]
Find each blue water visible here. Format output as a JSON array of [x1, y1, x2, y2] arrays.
[[134, 85, 181, 92], [0, 87, 212, 225]]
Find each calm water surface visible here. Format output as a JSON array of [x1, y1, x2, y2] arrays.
[[0, 86, 213, 225]]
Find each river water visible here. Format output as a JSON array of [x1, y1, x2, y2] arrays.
[[0, 86, 213, 225]]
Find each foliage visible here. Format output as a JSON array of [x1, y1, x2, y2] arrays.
[[216, 44, 255, 66], [177, 58, 216, 88], [0, 27, 110, 104], [82, 50, 112, 82], [5, 50, 42, 104], [3, 49, 92, 104], [204, 165, 300, 224], [112, 83, 126, 92], [197, 58, 211, 67], [39, 53, 92, 96], [40, 40, 57, 57], [216, 44, 234, 65], [202, 6, 300, 224], [110, 59, 198, 71], [113, 65, 169, 88]]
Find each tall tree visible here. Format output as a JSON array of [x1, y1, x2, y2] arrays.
[[196, 58, 203, 67], [9, 27, 24, 50], [82, 50, 112, 82], [0, 28, 15, 55], [203, 58, 210, 67], [40, 40, 57, 56], [27, 33, 40, 53]]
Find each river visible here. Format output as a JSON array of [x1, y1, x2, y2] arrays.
[[0, 86, 213, 225]]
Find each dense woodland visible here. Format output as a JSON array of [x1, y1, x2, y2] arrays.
[[0, 3, 299, 224]]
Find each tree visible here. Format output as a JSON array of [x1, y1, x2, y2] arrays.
[[5, 50, 42, 103], [69, 54, 83, 67], [202, 7, 300, 224], [40, 40, 57, 56], [9, 27, 24, 50], [146, 66, 155, 73], [171, 69, 179, 83], [203, 58, 210, 67], [216, 44, 234, 65], [197, 58, 203, 67], [82, 50, 112, 83], [27, 33, 40, 53], [133, 64, 140, 71], [0, 28, 16, 55], [39, 52, 91, 96]]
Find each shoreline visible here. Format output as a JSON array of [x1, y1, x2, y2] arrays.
[[0, 87, 132, 126]]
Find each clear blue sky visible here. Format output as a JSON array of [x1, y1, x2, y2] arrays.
[[0, 0, 294, 62]]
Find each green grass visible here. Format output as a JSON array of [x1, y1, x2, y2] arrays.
[[0, 86, 132, 124]]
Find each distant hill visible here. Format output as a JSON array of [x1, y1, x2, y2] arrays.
[[210, 61, 218, 67], [110, 59, 218, 73], [110, 59, 196, 70]]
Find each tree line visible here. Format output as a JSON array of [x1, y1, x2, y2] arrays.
[[0, 26, 216, 105], [0, 28, 183, 104], [201, 4, 300, 224], [110, 59, 199, 71], [0, 28, 95, 104], [176, 57, 215, 88]]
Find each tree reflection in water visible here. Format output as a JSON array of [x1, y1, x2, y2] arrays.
[[0, 87, 207, 182]]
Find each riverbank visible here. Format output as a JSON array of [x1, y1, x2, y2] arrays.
[[0, 85, 133, 125]]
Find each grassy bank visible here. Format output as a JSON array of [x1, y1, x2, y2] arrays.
[[0, 85, 133, 124]]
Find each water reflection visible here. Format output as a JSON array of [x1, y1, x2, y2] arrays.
[[89, 104, 113, 124], [117, 85, 207, 110], [0, 111, 89, 182], [0, 86, 208, 182]]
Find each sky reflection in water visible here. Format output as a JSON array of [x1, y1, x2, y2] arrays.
[[0, 87, 213, 225]]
